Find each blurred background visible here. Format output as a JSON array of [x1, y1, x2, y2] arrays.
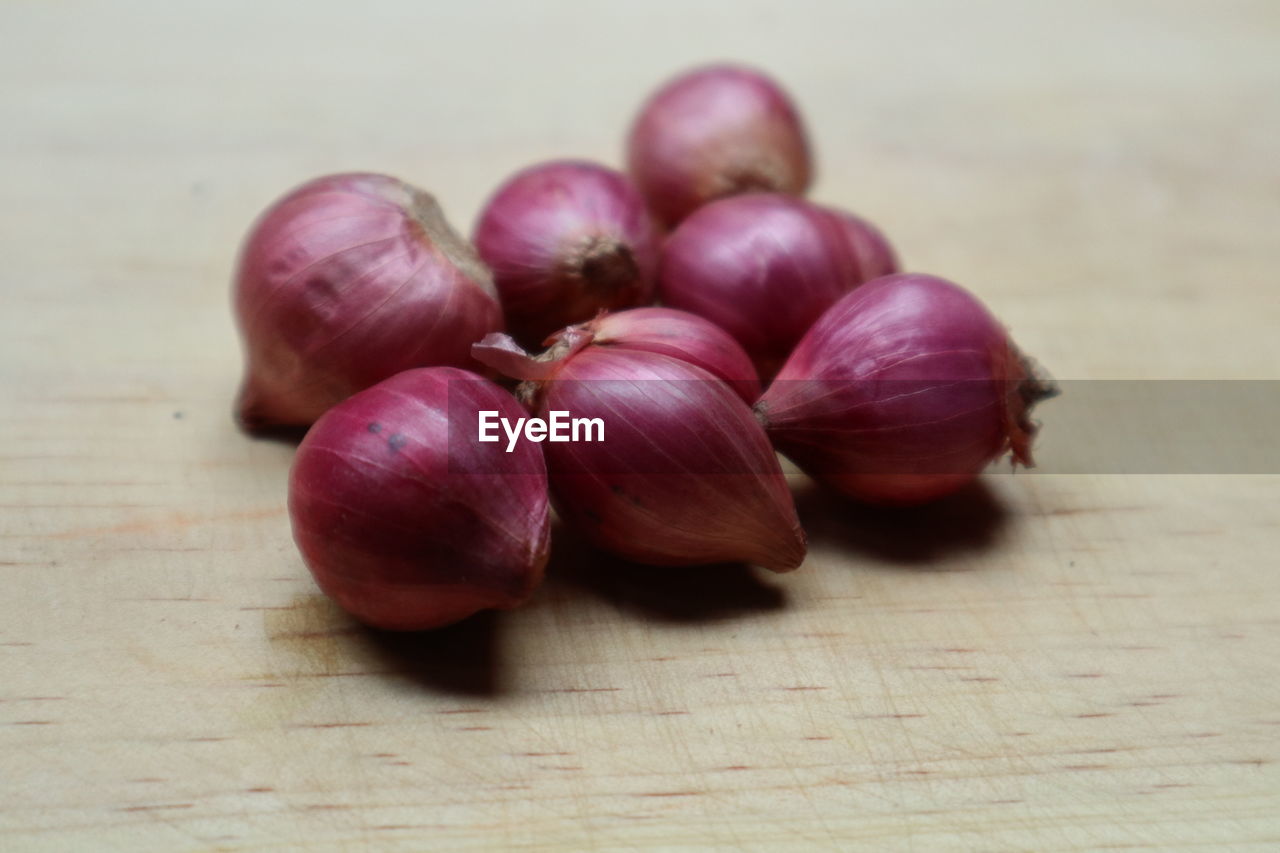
[[4, 1, 1278, 390]]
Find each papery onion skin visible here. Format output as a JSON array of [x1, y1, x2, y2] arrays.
[[626, 64, 813, 227], [472, 336, 805, 571], [827, 206, 900, 284], [756, 274, 1051, 506], [540, 350, 803, 570], [234, 173, 502, 432], [565, 307, 761, 404], [288, 367, 550, 630], [659, 193, 897, 380], [473, 160, 659, 346]]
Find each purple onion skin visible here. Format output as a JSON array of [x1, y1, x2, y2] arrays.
[[474, 160, 659, 347], [828, 207, 899, 283], [234, 173, 502, 431], [627, 64, 813, 227], [579, 307, 762, 404], [660, 193, 887, 381], [756, 274, 1041, 506], [289, 368, 550, 630], [529, 348, 805, 571]]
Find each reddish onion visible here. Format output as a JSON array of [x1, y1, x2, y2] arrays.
[[659, 193, 899, 380], [289, 367, 549, 630], [473, 160, 659, 346], [472, 329, 804, 570], [626, 64, 813, 227], [829, 207, 899, 284], [567, 307, 760, 404], [234, 173, 502, 431], [755, 274, 1056, 506]]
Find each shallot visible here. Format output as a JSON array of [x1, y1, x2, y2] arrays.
[[626, 64, 812, 227], [755, 274, 1055, 505], [473, 327, 805, 570], [474, 160, 659, 346], [234, 173, 502, 431], [289, 367, 550, 630], [659, 193, 899, 379], [570, 308, 761, 404]]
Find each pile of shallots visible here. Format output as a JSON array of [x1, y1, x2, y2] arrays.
[[233, 65, 1055, 630]]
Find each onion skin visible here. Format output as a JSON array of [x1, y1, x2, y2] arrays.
[[568, 308, 761, 404], [828, 207, 899, 284], [473, 160, 659, 346], [288, 367, 550, 630], [756, 274, 1052, 506], [472, 335, 805, 571], [659, 193, 898, 380], [626, 64, 812, 227], [234, 173, 502, 432]]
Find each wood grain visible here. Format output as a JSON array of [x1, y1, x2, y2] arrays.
[[2, 1, 1278, 850]]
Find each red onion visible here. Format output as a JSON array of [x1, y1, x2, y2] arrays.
[[571, 307, 760, 404], [626, 64, 813, 227], [473, 160, 659, 346], [755, 274, 1055, 506], [659, 193, 899, 380], [472, 330, 805, 571], [829, 207, 899, 284], [234, 173, 502, 431], [289, 367, 549, 630]]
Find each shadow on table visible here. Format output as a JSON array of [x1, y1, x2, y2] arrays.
[[359, 612, 503, 697], [265, 480, 1004, 698], [542, 523, 788, 623], [265, 592, 505, 698], [239, 423, 309, 446], [793, 478, 1010, 568]]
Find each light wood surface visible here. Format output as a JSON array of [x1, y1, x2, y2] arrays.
[[3, 2, 1278, 850]]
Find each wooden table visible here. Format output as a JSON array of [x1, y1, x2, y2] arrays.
[[3, 2, 1278, 849]]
